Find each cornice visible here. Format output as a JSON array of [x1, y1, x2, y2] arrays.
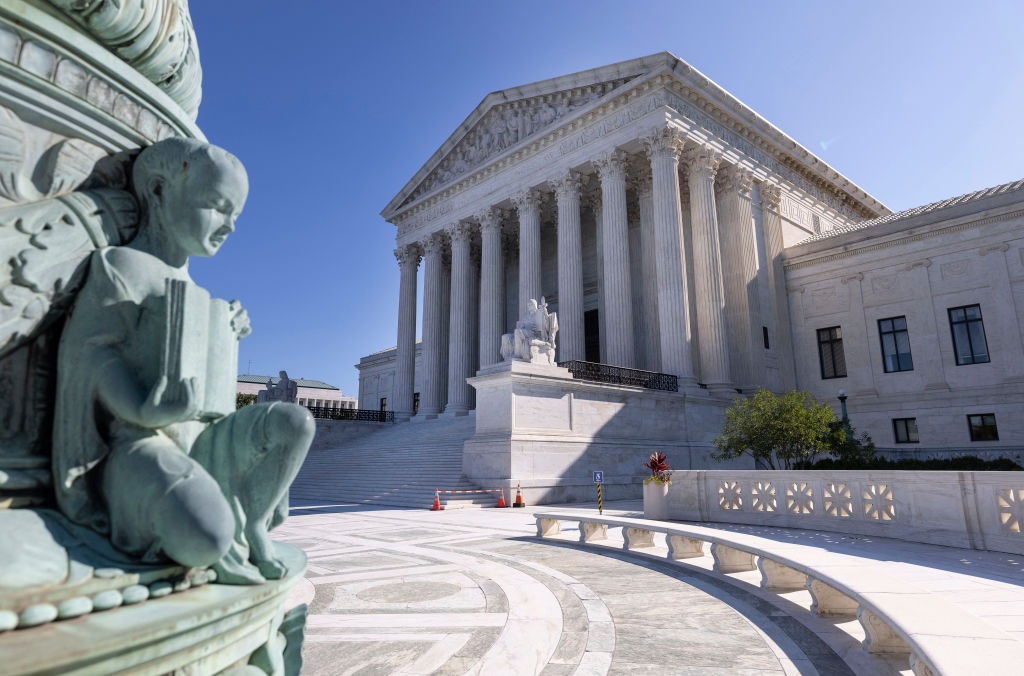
[[383, 53, 889, 228], [784, 207, 1024, 272]]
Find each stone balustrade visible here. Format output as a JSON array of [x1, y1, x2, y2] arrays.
[[534, 511, 1021, 676], [664, 469, 1024, 556]]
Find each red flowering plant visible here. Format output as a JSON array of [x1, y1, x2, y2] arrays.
[[642, 451, 672, 486]]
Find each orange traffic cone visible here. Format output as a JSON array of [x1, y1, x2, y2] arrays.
[[496, 487, 508, 508], [513, 483, 526, 508], [431, 488, 443, 511]]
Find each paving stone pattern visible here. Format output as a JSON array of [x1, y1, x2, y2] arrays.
[[277, 501, 865, 675]]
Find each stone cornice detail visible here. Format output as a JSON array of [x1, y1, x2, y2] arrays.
[[46, 0, 202, 119], [785, 208, 1024, 272]]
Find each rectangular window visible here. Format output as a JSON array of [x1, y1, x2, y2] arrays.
[[968, 414, 998, 441], [878, 316, 914, 372], [949, 304, 990, 365], [892, 418, 919, 444], [817, 326, 847, 379], [379, 397, 387, 412], [762, 326, 770, 350], [413, 392, 420, 415]]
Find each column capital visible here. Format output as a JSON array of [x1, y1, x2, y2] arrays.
[[394, 244, 421, 269], [593, 148, 629, 182], [641, 126, 687, 161], [551, 170, 583, 201], [445, 221, 475, 242], [760, 183, 782, 212], [476, 207, 504, 231], [715, 165, 754, 198], [511, 188, 542, 213], [684, 145, 721, 180], [420, 232, 446, 256]]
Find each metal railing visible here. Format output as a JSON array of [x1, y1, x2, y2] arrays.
[[557, 360, 678, 392], [305, 406, 395, 423]]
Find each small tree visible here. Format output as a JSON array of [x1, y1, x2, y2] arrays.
[[712, 389, 836, 469], [236, 392, 258, 409]]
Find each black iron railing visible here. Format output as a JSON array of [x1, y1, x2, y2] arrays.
[[306, 406, 395, 423], [557, 360, 678, 392]]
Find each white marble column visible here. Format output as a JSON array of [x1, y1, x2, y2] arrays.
[[760, 185, 796, 390], [686, 145, 731, 390], [469, 239, 480, 408], [716, 165, 761, 388], [439, 243, 451, 411], [419, 233, 445, 417], [553, 170, 584, 362], [636, 166, 661, 372], [392, 244, 420, 420], [513, 189, 542, 317], [594, 149, 635, 368], [478, 209, 504, 367], [643, 127, 693, 381], [445, 223, 473, 415]]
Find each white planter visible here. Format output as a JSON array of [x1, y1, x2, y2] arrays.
[[643, 481, 670, 520]]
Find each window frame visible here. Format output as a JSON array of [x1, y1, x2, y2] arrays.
[[948, 304, 990, 366], [967, 413, 998, 441], [816, 326, 847, 380], [878, 315, 914, 373], [892, 417, 919, 444]]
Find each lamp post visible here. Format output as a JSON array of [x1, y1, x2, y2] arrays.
[[837, 389, 852, 440]]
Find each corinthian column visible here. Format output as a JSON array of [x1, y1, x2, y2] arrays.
[[418, 233, 445, 417], [761, 184, 796, 390], [478, 209, 504, 367], [594, 149, 635, 368], [393, 244, 420, 420], [444, 223, 474, 415], [635, 165, 660, 372], [642, 127, 693, 381], [513, 189, 542, 317], [685, 145, 731, 390], [553, 170, 584, 362], [715, 165, 761, 388]]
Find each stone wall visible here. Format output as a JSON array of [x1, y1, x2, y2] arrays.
[[665, 469, 1024, 555]]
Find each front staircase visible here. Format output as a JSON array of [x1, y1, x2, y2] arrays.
[[290, 415, 492, 509]]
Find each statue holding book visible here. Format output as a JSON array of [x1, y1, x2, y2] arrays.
[[48, 138, 314, 584]]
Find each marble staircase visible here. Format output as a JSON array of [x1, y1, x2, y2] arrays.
[[290, 415, 491, 509]]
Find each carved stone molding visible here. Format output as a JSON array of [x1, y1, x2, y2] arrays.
[[979, 243, 1010, 257], [46, 0, 202, 118], [840, 272, 864, 285], [904, 258, 932, 272]]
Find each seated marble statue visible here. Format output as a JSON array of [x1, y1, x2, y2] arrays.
[[51, 138, 314, 584], [258, 370, 298, 403], [500, 297, 559, 365]]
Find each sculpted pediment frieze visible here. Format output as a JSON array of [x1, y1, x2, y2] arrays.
[[400, 75, 639, 207]]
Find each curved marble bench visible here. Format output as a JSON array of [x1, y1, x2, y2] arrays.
[[534, 512, 1021, 676]]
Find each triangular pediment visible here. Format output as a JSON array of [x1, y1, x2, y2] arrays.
[[384, 53, 675, 215]]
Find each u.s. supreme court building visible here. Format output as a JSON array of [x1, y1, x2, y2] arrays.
[[359, 52, 1023, 500]]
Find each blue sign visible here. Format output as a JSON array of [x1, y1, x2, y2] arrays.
[[593, 471, 603, 484]]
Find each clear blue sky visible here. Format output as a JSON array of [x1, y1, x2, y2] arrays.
[[187, 1, 1024, 400]]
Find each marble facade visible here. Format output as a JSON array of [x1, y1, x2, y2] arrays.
[[366, 51, 1023, 483]]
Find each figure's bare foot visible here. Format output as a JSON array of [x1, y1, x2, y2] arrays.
[[257, 557, 287, 579]]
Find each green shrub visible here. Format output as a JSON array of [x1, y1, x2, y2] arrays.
[[802, 456, 1022, 471]]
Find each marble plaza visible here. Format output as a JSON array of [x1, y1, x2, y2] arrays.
[[356, 52, 1024, 502]]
